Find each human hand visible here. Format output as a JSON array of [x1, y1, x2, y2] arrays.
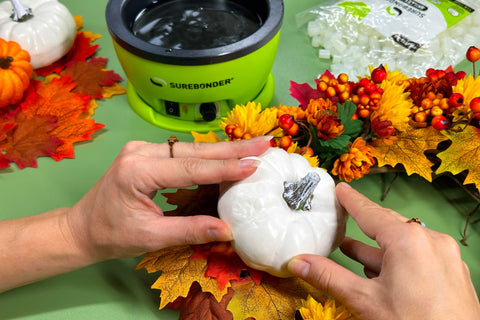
[[288, 182, 480, 319], [66, 137, 271, 263]]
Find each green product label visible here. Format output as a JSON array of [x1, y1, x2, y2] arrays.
[[426, 0, 474, 28], [338, 2, 371, 20]]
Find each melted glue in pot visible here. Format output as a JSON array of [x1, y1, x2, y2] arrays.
[[106, 0, 283, 132]]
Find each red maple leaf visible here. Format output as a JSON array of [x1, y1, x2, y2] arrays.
[[0, 110, 61, 169], [190, 242, 264, 290], [60, 57, 123, 99], [20, 77, 104, 161], [35, 32, 99, 76], [289, 80, 322, 109]]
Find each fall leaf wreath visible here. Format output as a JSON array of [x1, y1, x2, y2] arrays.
[[136, 47, 480, 320], [0, 16, 125, 169]]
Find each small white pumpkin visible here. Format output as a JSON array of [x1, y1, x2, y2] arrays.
[[218, 148, 346, 278], [0, 0, 76, 69]]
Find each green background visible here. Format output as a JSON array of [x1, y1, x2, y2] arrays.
[[0, 0, 479, 319]]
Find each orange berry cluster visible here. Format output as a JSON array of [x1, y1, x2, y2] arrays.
[[224, 124, 253, 140], [408, 68, 466, 129], [316, 69, 385, 119], [316, 73, 351, 105], [349, 77, 384, 119]]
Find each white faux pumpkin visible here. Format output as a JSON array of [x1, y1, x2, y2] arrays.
[[218, 148, 346, 278], [0, 0, 76, 69]]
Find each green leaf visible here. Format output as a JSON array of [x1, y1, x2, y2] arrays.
[[337, 101, 363, 137], [309, 124, 350, 164], [317, 133, 351, 151]]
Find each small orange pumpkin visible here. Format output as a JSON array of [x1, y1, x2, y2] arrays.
[[0, 38, 33, 108]]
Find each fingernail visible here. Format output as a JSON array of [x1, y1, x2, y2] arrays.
[[239, 158, 261, 168], [288, 258, 311, 278], [338, 182, 352, 189], [249, 135, 274, 142], [208, 228, 233, 242]]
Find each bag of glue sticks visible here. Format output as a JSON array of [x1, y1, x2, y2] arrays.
[[296, 0, 480, 78]]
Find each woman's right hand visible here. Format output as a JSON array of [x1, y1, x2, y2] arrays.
[[288, 182, 480, 319]]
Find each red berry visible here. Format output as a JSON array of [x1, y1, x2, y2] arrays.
[[426, 68, 436, 76], [371, 65, 387, 83], [225, 124, 236, 137], [470, 97, 480, 113], [364, 82, 377, 94], [448, 93, 464, 107], [466, 46, 480, 63], [359, 78, 370, 87], [431, 115, 449, 130], [456, 71, 466, 80], [444, 72, 455, 83], [279, 114, 294, 130]]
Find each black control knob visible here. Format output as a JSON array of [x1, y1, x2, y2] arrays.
[[200, 103, 217, 122]]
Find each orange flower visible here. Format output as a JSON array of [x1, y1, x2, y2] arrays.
[[316, 114, 344, 140], [332, 137, 375, 182], [276, 104, 306, 121], [306, 98, 337, 114]]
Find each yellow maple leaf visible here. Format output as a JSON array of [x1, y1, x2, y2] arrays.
[[192, 131, 223, 143], [136, 246, 229, 309], [371, 126, 448, 182], [83, 30, 102, 44], [74, 16, 83, 30], [102, 82, 126, 99], [228, 277, 323, 320], [436, 126, 480, 189]]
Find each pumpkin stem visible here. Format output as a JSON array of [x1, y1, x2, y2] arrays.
[[0, 56, 14, 69], [10, 0, 33, 22], [283, 172, 321, 211]]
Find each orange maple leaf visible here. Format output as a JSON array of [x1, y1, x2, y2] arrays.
[[371, 126, 449, 181], [136, 246, 230, 309], [20, 77, 104, 161], [436, 126, 480, 189], [60, 57, 123, 99], [0, 111, 61, 169]]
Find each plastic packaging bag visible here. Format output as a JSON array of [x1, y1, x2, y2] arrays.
[[296, 0, 480, 78]]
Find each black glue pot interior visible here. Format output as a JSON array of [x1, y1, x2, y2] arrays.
[[106, 0, 284, 132]]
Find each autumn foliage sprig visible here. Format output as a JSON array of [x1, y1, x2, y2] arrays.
[[195, 46, 480, 196]]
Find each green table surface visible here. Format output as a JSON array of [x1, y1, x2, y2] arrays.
[[1, 0, 479, 319]]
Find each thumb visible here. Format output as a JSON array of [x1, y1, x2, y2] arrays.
[[288, 254, 369, 305]]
